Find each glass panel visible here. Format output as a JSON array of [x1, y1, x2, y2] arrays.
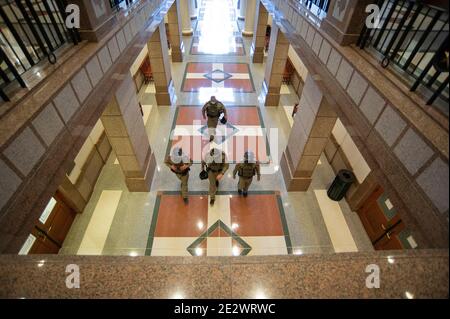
[[39, 197, 57, 224], [18, 234, 37, 255]]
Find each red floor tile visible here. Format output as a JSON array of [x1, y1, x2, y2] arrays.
[[223, 63, 250, 73], [224, 79, 254, 92], [176, 107, 206, 125], [154, 195, 208, 237], [227, 107, 260, 126], [183, 79, 212, 92], [230, 195, 284, 237], [186, 63, 212, 73]]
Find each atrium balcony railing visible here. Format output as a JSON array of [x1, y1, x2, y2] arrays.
[[109, 0, 137, 13], [297, 0, 330, 16], [289, 0, 330, 25], [110, 0, 125, 12], [358, 0, 449, 113], [0, 0, 80, 102]]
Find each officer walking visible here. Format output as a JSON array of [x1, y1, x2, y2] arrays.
[[233, 151, 261, 197], [202, 96, 227, 142], [201, 148, 229, 206], [165, 147, 193, 204]]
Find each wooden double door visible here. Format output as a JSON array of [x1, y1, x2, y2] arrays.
[[28, 193, 76, 254], [357, 186, 406, 250]]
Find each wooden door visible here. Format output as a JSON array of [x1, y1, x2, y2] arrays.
[[37, 192, 76, 247], [28, 228, 60, 254], [357, 186, 402, 244], [374, 221, 405, 250]]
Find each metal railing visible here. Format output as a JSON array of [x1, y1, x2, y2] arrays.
[[296, 0, 329, 18], [110, 0, 125, 11], [110, 0, 136, 12], [299, 0, 330, 13], [288, 0, 329, 26], [358, 0, 449, 110], [0, 0, 80, 102]]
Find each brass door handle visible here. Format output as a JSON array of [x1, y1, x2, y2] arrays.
[[381, 224, 386, 230], [36, 229, 46, 240], [386, 232, 391, 240]]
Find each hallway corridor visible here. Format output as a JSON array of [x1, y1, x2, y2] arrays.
[[59, 0, 372, 257]]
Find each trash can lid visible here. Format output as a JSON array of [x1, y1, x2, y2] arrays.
[[338, 169, 356, 183]]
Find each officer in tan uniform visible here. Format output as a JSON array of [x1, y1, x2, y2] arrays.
[[165, 147, 193, 204], [233, 151, 261, 197], [202, 96, 227, 142], [201, 148, 229, 206]]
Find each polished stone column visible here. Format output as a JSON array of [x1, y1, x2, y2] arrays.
[[181, 0, 194, 35], [251, 0, 268, 63], [147, 21, 175, 105], [101, 74, 156, 192], [263, 23, 288, 106], [242, 0, 256, 36], [238, 0, 247, 20], [321, 0, 373, 45], [189, 0, 198, 19], [281, 74, 337, 191], [167, 0, 184, 62]]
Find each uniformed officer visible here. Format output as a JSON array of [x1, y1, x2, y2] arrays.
[[233, 151, 261, 197], [165, 147, 193, 204], [201, 148, 229, 206], [202, 96, 227, 142]]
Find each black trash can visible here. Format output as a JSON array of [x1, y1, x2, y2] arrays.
[[327, 169, 356, 201]]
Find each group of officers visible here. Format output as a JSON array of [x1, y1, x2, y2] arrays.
[[165, 96, 261, 206]]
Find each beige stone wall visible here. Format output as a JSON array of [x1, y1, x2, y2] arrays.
[[63, 119, 112, 211]]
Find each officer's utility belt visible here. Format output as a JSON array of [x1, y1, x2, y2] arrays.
[[207, 167, 222, 173], [171, 168, 190, 176], [207, 109, 223, 118], [238, 172, 255, 178], [238, 167, 256, 178]]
